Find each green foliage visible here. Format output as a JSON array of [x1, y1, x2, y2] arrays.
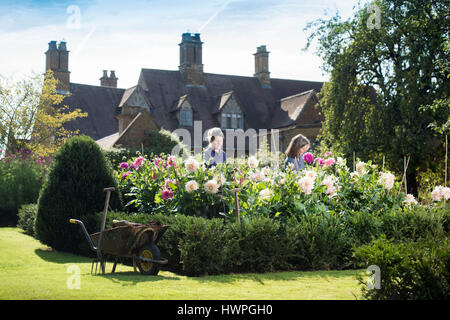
[[35, 135, 122, 255], [17, 203, 38, 236], [354, 236, 450, 300], [0, 149, 46, 226], [105, 200, 449, 277], [223, 216, 293, 274], [286, 213, 352, 270], [104, 128, 189, 168], [304, 0, 450, 194], [417, 156, 447, 203], [178, 217, 227, 276], [116, 152, 408, 222], [380, 203, 449, 241]]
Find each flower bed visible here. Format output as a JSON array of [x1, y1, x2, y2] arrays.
[[114, 151, 448, 220]]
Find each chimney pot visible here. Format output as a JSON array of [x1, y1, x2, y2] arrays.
[[48, 41, 57, 51], [58, 41, 67, 51]]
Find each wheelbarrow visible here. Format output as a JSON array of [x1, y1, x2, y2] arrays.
[[69, 187, 169, 276]]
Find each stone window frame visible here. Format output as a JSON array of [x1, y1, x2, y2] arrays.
[[179, 108, 193, 126]]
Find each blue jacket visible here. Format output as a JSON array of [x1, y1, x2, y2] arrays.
[[204, 146, 226, 169], [284, 155, 305, 172]]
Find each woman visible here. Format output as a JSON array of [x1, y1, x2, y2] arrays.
[[204, 127, 226, 169], [284, 134, 310, 172]]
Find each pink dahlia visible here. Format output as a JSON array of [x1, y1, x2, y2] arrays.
[[314, 157, 325, 167], [122, 171, 132, 180], [303, 152, 314, 164], [161, 188, 174, 200], [324, 158, 336, 167]]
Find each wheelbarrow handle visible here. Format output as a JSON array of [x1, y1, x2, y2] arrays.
[[68, 219, 97, 252]]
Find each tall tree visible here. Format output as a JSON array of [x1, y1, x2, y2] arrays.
[[305, 0, 450, 196], [0, 70, 87, 158]]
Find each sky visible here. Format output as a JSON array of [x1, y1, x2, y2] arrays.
[[0, 0, 370, 89]]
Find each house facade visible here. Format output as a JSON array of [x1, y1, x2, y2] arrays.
[[45, 33, 324, 156]]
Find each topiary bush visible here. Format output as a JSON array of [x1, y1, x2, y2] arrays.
[[35, 135, 122, 255]]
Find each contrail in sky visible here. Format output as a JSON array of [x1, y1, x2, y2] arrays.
[[198, 0, 233, 32], [72, 24, 97, 61]]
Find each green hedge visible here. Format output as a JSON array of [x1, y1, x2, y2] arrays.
[[105, 203, 449, 276], [105, 212, 294, 276], [354, 236, 450, 300]]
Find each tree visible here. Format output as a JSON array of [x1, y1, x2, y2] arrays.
[[0, 70, 87, 158], [304, 0, 450, 196]]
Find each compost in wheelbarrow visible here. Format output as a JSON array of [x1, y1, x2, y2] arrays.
[[89, 220, 167, 257]]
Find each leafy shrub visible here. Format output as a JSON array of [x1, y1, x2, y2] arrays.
[[35, 135, 122, 255], [178, 217, 227, 276], [0, 149, 47, 226], [285, 213, 352, 270], [106, 211, 347, 275], [380, 204, 448, 242], [223, 216, 293, 274], [17, 203, 38, 236], [354, 236, 450, 300], [343, 210, 383, 247]]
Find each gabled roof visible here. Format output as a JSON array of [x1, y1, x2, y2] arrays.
[[118, 85, 151, 110], [271, 89, 317, 128], [62, 83, 125, 140], [211, 90, 243, 115], [169, 94, 193, 113], [68, 68, 324, 146], [136, 68, 323, 135]]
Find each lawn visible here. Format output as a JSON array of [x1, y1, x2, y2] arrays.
[[0, 228, 363, 300]]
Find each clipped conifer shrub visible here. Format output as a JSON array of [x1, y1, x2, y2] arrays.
[[35, 135, 122, 255]]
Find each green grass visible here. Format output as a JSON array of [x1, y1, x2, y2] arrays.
[[0, 228, 364, 300]]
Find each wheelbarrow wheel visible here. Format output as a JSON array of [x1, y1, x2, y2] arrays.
[[136, 243, 161, 276]]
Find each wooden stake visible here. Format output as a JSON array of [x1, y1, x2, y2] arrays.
[[230, 188, 241, 225], [445, 134, 448, 187], [382, 155, 385, 172], [404, 156, 407, 194], [353, 152, 356, 171], [398, 155, 410, 195]]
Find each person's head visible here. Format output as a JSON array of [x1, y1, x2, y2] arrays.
[[207, 127, 224, 150], [285, 134, 310, 158]]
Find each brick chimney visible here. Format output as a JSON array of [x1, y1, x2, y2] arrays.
[[253, 45, 270, 88], [45, 40, 70, 93], [179, 32, 204, 85], [100, 70, 118, 88]]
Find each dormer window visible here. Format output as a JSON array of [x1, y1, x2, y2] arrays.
[[179, 108, 193, 126], [217, 91, 244, 130], [221, 112, 243, 129]]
